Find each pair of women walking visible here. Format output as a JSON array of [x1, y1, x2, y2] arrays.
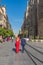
[[15, 36, 26, 53]]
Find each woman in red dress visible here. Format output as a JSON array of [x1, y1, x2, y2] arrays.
[[15, 36, 20, 53]]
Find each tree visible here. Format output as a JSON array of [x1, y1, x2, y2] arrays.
[[0, 28, 14, 38], [6, 29, 14, 37]]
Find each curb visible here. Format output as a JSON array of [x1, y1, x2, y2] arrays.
[[31, 40, 43, 42]]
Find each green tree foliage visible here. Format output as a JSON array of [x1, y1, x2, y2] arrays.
[[0, 28, 6, 36], [0, 27, 14, 38], [6, 29, 14, 37]]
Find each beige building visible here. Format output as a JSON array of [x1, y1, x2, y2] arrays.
[[0, 5, 11, 29]]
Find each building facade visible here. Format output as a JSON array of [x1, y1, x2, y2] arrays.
[[38, 0, 43, 36], [0, 5, 11, 29], [29, 0, 43, 37], [21, 0, 43, 38]]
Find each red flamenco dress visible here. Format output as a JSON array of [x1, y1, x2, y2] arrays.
[[15, 38, 20, 53]]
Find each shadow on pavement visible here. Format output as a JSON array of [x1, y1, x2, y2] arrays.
[[12, 48, 22, 53], [12, 48, 16, 53]]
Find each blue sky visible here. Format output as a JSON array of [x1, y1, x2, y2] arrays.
[[0, 0, 29, 35]]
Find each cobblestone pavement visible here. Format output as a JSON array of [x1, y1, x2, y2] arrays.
[[0, 41, 35, 65]]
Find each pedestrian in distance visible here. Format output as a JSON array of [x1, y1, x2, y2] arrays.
[[12, 37, 14, 42], [15, 36, 20, 53], [21, 38, 26, 53]]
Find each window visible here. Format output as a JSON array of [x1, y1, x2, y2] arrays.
[[0, 25, 2, 27], [33, 0, 34, 4], [31, 0, 34, 4], [37, 0, 39, 4], [0, 13, 3, 20]]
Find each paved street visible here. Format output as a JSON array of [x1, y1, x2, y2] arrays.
[[0, 41, 35, 65], [26, 41, 43, 65], [0, 40, 43, 65]]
